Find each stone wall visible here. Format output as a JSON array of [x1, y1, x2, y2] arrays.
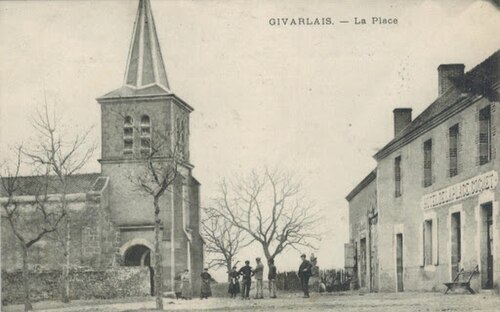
[[1, 267, 150, 305], [1, 178, 119, 272]]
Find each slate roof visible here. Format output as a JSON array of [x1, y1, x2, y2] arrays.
[[346, 169, 377, 202], [98, 85, 170, 100], [0, 173, 101, 197], [98, 0, 172, 100], [374, 49, 500, 160]]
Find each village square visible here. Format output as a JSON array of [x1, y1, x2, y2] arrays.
[[1, 0, 500, 311]]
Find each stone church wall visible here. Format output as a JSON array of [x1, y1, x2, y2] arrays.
[[1, 267, 150, 305], [1, 177, 119, 272]]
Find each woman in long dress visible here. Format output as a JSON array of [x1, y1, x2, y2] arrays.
[[228, 266, 240, 298], [200, 268, 212, 299], [181, 269, 192, 300]]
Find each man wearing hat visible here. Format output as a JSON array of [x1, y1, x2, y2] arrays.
[[254, 257, 264, 299], [238, 260, 254, 299], [298, 254, 312, 298]]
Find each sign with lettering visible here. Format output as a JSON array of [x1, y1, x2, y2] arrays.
[[421, 171, 498, 210]]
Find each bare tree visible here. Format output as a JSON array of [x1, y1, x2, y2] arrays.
[[1, 147, 65, 311], [23, 103, 96, 303], [201, 207, 251, 281], [119, 111, 186, 311], [213, 168, 321, 264]]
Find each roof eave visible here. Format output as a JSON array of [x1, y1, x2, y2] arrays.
[[96, 93, 194, 112], [345, 169, 377, 202]]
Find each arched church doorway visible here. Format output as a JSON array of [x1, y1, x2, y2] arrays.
[[123, 244, 154, 295]]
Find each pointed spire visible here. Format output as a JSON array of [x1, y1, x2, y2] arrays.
[[124, 0, 170, 92]]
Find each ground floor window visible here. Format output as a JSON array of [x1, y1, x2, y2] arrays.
[[423, 220, 433, 266]]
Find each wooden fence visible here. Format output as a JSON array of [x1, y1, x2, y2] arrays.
[[276, 269, 351, 292]]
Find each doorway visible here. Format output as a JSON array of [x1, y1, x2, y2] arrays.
[[359, 238, 367, 288], [451, 212, 461, 278], [124, 244, 154, 295], [480, 203, 493, 289], [396, 233, 404, 292]]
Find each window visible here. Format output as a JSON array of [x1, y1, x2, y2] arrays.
[[423, 219, 433, 266], [423, 139, 433, 187], [449, 124, 459, 177], [140, 115, 151, 156], [451, 212, 461, 266], [395, 156, 402, 197], [123, 116, 134, 154], [479, 106, 492, 165]]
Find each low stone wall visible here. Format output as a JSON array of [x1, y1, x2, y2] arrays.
[[1, 267, 150, 305]]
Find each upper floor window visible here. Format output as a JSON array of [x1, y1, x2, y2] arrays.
[[423, 139, 433, 187], [449, 124, 459, 177], [394, 156, 402, 197], [479, 106, 492, 165], [123, 116, 134, 154], [140, 115, 151, 156]]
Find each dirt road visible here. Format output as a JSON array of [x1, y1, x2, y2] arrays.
[[4, 291, 499, 312]]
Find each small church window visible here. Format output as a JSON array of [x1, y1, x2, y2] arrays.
[[140, 115, 151, 156], [123, 116, 134, 154]]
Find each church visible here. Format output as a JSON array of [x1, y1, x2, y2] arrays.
[[1, 0, 204, 295]]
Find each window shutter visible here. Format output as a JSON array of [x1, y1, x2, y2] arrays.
[[432, 217, 439, 265], [420, 222, 425, 267], [344, 243, 356, 268], [492, 103, 497, 160], [475, 107, 481, 165]]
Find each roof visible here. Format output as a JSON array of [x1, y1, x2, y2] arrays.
[[374, 49, 500, 160], [99, 0, 172, 100], [98, 85, 170, 100], [345, 169, 377, 202], [0, 173, 101, 197]]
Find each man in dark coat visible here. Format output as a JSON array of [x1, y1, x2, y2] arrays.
[[298, 254, 312, 298], [268, 258, 277, 298], [238, 260, 254, 299]]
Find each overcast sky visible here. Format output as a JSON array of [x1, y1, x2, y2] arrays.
[[1, 0, 499, 278]]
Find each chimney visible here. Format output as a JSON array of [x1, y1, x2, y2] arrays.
[[393, 108, 412, 136], [438, 64, 465, 97]]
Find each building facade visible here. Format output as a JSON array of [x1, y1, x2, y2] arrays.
[[345, 170, 378, 292], [1, 0, 203, 294], [346, 50, 499, 292]]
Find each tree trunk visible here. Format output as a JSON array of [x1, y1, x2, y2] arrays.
[[262, 244, 272, 263], [21, 246, 33, 311], [226, 259, 232, 283], [153, 196, 163, 310], [62, 214, 70, 303]]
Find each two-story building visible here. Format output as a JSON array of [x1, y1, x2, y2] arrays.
[[346, 50, 499, 292]]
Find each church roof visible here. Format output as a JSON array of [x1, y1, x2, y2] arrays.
[[98, 0, 171, 100], [0, 173, 101, 197]]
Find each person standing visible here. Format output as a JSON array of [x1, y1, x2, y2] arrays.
[[254, 257, 264, 299], [268, 259, 277, 298], [200, 268, 212, 299], [298, 254, 312, 298], [238, 260, 254, 299], [228, 266, 240, 298], [181, 269, 192, 300]]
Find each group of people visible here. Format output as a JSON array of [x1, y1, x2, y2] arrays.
[[176, 268, 213, 300], [227, 257, 277, 299], [228, 254, 313, 299]]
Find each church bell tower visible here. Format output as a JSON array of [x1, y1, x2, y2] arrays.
[[96, 0, 203, 293]]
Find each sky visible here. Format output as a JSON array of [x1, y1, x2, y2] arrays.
[[0, 0, 499, 279]]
